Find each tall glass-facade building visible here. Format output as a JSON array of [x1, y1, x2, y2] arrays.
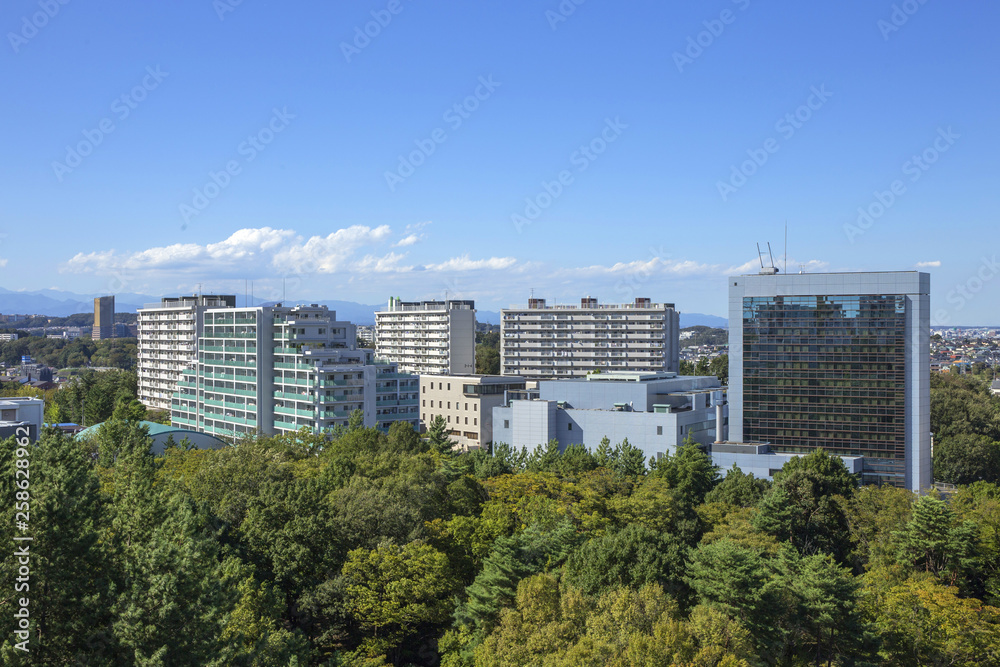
[[728, 271, 931, 491]]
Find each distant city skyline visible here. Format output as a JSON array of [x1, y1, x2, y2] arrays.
[[2, 1, 998, 324]]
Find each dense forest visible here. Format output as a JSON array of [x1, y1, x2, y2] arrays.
[[4, 406, 1000, 664], [0, 336, 137, 370], [2, 367, 1000, 664]]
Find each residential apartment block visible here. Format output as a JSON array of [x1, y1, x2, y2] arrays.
[[137, 295, 237, 411], [500, 297, 680, 378], [375, 298, 476, 375], [171, 304, 418, 439], [728, 270, 931, 491], [420, 374, 526, 450]]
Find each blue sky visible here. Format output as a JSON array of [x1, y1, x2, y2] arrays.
[[2, 0, 998, 323]]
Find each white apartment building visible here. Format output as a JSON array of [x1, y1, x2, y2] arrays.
[[137, 295, 237, 411], [419, 374, 527, 450], [375, 298, 476, 376], [500, 297, 680, 379], [171, 304, 418, 439]]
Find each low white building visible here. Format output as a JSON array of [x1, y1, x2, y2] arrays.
[[0, 396, 45, 442]]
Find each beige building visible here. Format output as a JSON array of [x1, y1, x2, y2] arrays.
[[93, 296, 115, 340], [420, 374, 526, 450], [501, 297, 680, 378], [376, 298, 476, 375], [137, 295, 236, 411]]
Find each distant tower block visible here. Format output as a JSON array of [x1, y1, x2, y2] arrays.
[[93, 296, 115, 340]]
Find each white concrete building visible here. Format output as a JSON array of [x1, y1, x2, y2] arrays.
[[0, 396, 45, 442], [137, 295, 237, 411], [375, 298, 476, 376], [420, 374, 527, 450], [500, 297, 680, 379]]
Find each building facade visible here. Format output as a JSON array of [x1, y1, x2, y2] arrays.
[[375, 298, 476, 375], [93, 296, 115, 340], [493, 372, 724, 461], [138, 295, 237, 411], [728, 271, 931, 491], [171, 304, 418, 439], [500, 297, 680, 379], [420, 374, 527, 450]]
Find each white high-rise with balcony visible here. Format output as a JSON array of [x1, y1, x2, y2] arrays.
[[375, 299, 476, 376], [171, 304, 419, 439], [500, 297, 680, 378], [137, 295, 236, 411]]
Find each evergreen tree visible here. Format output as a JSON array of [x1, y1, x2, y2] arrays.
[[0, 429, 114, 663], [427, 415, 456, 456]]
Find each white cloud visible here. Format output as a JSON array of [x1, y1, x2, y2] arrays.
[[425, 255, 518, 271], [916, 260, 941, 268], [394, 234, 421, 247]]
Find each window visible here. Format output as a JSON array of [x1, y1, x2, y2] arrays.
[[504, 420, 509, 429], [657, 426, 663, 435]]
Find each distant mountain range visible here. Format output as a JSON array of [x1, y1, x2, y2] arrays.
[[0, 288, 726, 328]]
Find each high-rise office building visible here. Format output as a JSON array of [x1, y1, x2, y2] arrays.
[[375, 299, 476, 375], [500, 297, 680, 378], [137, 295, 237, 411], [728, 271, 931, 491], [171, 304, 418, 439], [93, 296, 115, 340]]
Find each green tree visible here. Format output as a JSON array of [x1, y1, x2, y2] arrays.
[[564, 523, 689, 601], [342, 541, 458, 660], [0, 429, 114, 662], [705, 465, 769, 507], [427, 415, 456, 456], [753, 449, 857, 562], [894, 495, 978, 587], [934, 433, 1000, 484]]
